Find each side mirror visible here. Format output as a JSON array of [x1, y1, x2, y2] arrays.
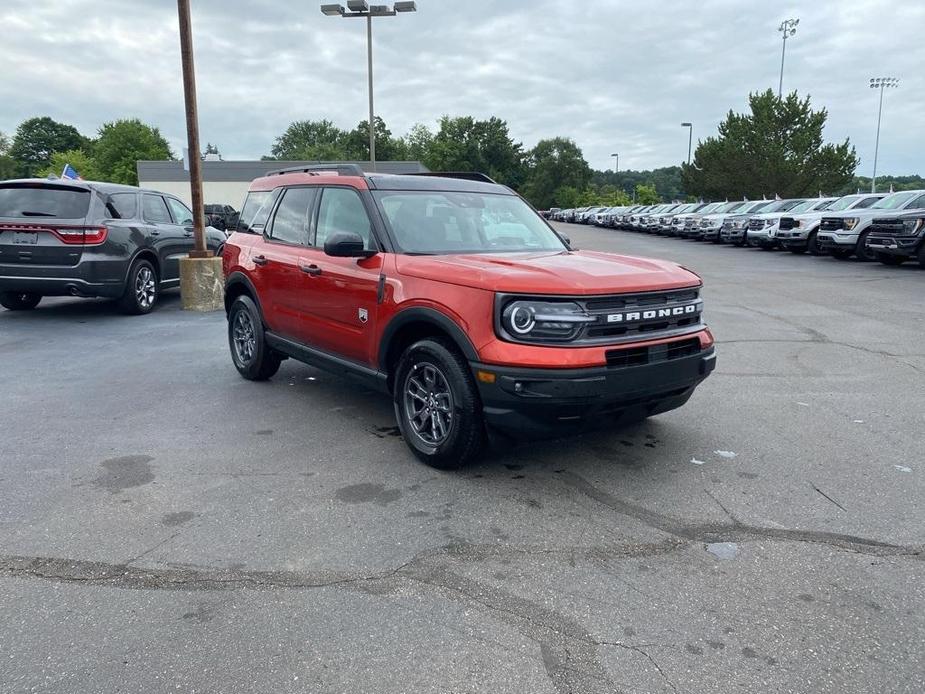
[[324, 231, 375, 258]]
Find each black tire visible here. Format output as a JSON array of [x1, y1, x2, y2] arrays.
[[119, 258, 159, 314], [855, 231, 876, 262], [918, 244, 925, 269], [228, 295, 282, 380], [788, 245, 806, 254], [831, 249, 853, 260], [734, 233, 747, 248], [0, 291, 41, 311], [807, 230, 824, 256], [394, 338, 484, 469], [875, 253, 904, 266]]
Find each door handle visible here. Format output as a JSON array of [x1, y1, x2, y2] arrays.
[[253, 255, 268, 266], [300, 264, 322, 276], [150, 230, 160, 236]]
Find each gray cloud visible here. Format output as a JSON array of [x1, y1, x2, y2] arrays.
[[0, 0, 921, 176]]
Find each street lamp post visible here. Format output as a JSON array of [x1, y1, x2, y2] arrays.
[[680, 123, 692, 165], [610, 152, 619, 172], [869, 77, 900, 193], [321, 1, 417, 170], [777, 18, 799, 99]]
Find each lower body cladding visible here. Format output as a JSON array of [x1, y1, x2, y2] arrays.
[[471, 341, 716, 440], [702, 227, 722, 242], [0, 260, 127, 298], [816, 231, 859, 255], [748, 230, 777, 248], [720, 228, 745, 244]]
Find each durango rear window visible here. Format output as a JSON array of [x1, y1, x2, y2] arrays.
[[0, 184, 91, 219]]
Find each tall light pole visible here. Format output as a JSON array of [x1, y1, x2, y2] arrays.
[[680, 123, 692, 165], [610, 152, 619, 172], [777, 18, 799, 99], [869, 77, 900, 193], [176, 0, 208, 258], [321, 2, 417, 170]]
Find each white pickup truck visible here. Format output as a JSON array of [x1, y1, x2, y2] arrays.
[[817, 190, 925, 260], [777, 193, 885, 254]]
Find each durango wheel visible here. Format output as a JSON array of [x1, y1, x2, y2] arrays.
[[394, 338, 484, 469], [0, 292, 41, 311], [119, 259, 158, 314]]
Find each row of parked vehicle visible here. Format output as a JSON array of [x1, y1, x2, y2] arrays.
[[548, 191, 925, 266]]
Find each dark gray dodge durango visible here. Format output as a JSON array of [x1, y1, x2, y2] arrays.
[[0, 179, 226, 313]]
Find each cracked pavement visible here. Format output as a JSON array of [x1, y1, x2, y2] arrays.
[[1, 222, 922, 693]]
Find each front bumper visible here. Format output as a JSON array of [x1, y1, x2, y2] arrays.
[[865, 234, 923, 259], [749, 228, 778, 247], [817, 231, 859, 250], [472, 345, 716, 438]]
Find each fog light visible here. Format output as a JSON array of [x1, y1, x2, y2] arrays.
[[514, 382, 523, 393]]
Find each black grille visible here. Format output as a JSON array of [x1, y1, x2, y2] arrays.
[[820, 218, 842, 231], [748, 219, 765, 230], [606, 337, 701, 369], [581, 289, 703, 343], [779, 217, 796, 231], [869, 218, 906, 234]]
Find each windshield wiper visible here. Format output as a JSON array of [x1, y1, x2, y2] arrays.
[[20, 210, 57, 217]]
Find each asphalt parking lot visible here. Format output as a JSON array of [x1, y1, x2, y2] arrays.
[[1, 223, 923, 694]]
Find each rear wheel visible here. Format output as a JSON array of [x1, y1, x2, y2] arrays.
[[0, 292, 42, 311], [394, 338, 484, 469], [119, 258, 158, 314], [228, 295, 282, 380]]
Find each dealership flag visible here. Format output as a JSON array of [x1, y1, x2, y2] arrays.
[[61, 164, 82, 180]]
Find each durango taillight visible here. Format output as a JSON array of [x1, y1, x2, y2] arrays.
[[0, 223, 108, 246]]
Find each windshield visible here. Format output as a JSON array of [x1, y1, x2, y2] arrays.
[[827, 196, 863, 211], [698, 203, 722, 214], [374, 191, 567, 255], [0, 184, 91, 219], [743, 201, 773, 213], [789, 199, 827, 213], [872, 192, 917, 210]]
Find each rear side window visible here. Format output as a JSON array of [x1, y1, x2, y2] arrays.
[[0, 184, 91, 219], [316, 187, 372, 249], [855, 197, 880, 209], [237, 190, 279, 233], [106, 193, 137, 219], [907, 195, 925, 210], [268, 187, 317, 245], [142, 195, 172, 224]]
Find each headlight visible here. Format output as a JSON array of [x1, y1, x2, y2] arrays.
[[902, 218, 925, 235], [500, 299, 595, 342], [843, 217, 860, 230]]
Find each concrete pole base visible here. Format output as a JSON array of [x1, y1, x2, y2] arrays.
[[179, 256, 224, 312]]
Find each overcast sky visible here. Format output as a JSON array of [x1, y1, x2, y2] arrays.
[[1, 0, 922, 175]]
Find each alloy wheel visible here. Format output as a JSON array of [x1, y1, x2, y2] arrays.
[[135, 267, 156, 309], [232, 309, 257, 365], [403, 362, 454, 446]]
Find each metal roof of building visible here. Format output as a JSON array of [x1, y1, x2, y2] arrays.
[[137, 160, 429, 182]]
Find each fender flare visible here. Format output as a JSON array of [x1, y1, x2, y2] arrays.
[[378, 307, 479, 369], [224, 271, 266, 323]]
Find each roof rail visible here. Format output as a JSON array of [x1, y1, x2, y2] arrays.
[[267, 163, 366, 177], [406, 172, 497, 184]]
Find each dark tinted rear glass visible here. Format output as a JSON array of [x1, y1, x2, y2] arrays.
[[0, 184, 91, 219], [106, 193, 137, 219]]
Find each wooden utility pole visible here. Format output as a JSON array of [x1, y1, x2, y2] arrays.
[[176, 0, 210, 258]]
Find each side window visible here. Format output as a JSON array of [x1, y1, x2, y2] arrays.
[[855, 197, 880, 209], [907, 195, 925, 210], [237, 190, 279, 233], [142, 194, 172, 224], [268, 187, 316, 246], [166, 198, 194, 225], [316, 187, 372, 249], [106, 193, 137, 219]]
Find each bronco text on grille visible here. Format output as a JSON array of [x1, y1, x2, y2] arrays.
[[566, 288, 702, 344]]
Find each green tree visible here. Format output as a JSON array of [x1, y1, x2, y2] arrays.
[[92, 119, 172, 185], [634, 183, 661, 204], [592, 167, 683, 201], [270, 119, 348, 160], [681, 90, 858, 199], [521, 137, 591, 209], [401, 123, 434, 162], [0, 130, 16, 179], [424, 116, 525, 187], [38, 149, 102, 181], [343, 117, 405, 161], [9, 116, 88, 176]]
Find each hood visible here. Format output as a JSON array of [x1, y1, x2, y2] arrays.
[[822, 208, 912, 221], [395, 250, 701, 295]]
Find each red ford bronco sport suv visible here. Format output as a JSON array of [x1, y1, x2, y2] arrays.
[[223, 165, 715, 468]]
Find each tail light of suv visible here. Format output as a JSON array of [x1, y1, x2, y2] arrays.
[[0, 223, 108, 246]]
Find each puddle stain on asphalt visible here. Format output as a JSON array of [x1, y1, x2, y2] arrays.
[[90, 456, 154, 494], [335, 483, 402, 506], [705, 542, 738, 560], [162, 511, 198, 527], [371, 426, 402, 439]]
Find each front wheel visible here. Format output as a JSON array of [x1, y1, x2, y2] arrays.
[[228, 295, 282, 380], [855, 232, 876, 262], [807, 231, 824, 256], [394, 338, 484, 469], [0, 292, 42, 311], [876, 253, 904, 266], [831, 249, 853, 260]]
